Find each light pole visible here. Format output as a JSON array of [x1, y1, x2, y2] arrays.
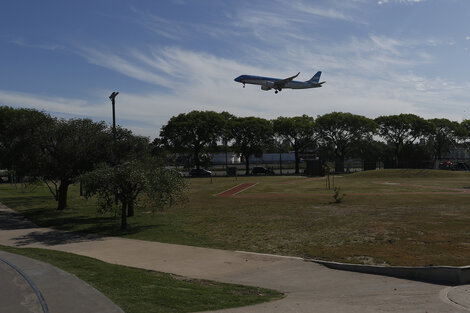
[[109, 91, 119, 139]]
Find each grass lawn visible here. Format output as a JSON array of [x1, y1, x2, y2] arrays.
[[2, 169, 470, 266], [0, 245, 283, 313]]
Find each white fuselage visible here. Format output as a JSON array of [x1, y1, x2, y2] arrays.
[[234, 74, 323, 91]]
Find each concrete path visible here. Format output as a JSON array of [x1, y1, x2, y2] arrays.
[[1, 204, 469, 313], [0, 250, 124, 313]]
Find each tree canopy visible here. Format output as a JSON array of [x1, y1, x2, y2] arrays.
[[375, 114, 431, 168], [160, 111, 224, 170], [81, 160, 187, 230], [40, 118, 111, 210], [427, 118, 465, 161], [273, 115, 317, 174], [315, 112, 376, 172], [0, 107, 53, 180], [231, 116, 273, 175]]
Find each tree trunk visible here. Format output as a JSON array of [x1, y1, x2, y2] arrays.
[[194, 148, 200, 170], [127, 201, 134, 217], [335, 158, 344, 173], [244, 155, 250, 175], [394, 144, 400, 169], [57, 181, 70, 210], [294, 149, 300, 174], [121, 201, 128, 230]]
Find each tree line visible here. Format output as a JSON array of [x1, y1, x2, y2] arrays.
[[156, 110, 470, 174]]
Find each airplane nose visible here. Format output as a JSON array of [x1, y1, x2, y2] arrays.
[[234, 76, 242, 82]]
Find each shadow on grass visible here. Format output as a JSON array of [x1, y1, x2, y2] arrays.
[[0, 209, 39, 230], [12, 230, 103, 246], [0, 195, 53, 206], [10, 224, 161, 247], [1, 201, 161, 246]]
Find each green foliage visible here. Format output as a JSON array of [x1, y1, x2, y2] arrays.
[[113, 126, 151, 163], [427, 118, 464, 160], [332, 186, 345, 203], [160, 111, 225, 169], [40, 118, 111, 210], [272, 115, 317, 174], [0, 106, 53, 178], [375, 114, 432, 168], [81, 160, 187, 229], [231, 116, 273, 175], [315, 112, 376, 172], [0, 106, 153, 210]]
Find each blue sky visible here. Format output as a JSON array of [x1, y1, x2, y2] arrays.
[[1, 0, 470, 138]]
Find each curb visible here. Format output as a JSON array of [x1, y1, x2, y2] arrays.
[[306, 258, 470, 285], [0, 256, 49, 313]]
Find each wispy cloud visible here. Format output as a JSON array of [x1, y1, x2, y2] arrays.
[[77, 45, 265, 90], [292, 2, 358, 23], [129, 6, 188, 40], [378, 0, 425, 5], [0, 90, 101, 117], [77, 47, 173, 88], [10, 37, 63, 51]]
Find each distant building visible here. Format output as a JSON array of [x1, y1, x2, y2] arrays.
[[248, 153, 296, 163], [210, 152, 296, 164], [210, 153, 241, 164], [443, 146, 470, 160]]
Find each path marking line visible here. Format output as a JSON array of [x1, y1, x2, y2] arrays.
[[0, 256, 49, 313], [214, 182, 257, 197]]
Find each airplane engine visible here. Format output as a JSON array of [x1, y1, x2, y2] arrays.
[[261, 81, 275, 91]]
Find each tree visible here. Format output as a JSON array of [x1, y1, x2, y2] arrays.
[[427, 118, 465, 164], [40, 118, 110, 210], [219, 111, 236, 170], [231, 117, 273, 175], [160, 111, 224, 170], [315, 112, 376, 172], [113, 126, 151, 163], [272, 115, 317, 174], [375, 114, 431, 168], [0, 106, 53, 183], [81, 160, 187, 230]]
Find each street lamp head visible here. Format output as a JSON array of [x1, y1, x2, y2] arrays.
[[109, 91, 119, 100]]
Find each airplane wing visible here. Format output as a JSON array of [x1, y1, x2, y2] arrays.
[[273, 72, 300, 89]]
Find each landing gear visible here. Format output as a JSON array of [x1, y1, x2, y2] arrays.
[[243, 83, 245, 88], [275, 90, 278, 94], [275, 88, 282, 94]]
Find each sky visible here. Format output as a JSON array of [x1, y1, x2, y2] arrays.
[[1, 0, 470, 139]]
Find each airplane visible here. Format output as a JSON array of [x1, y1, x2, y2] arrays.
[[234, 71, 325, 94]]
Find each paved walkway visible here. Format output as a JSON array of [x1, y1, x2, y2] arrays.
[[0, 250, 124, 313], [1, 204, 469, 313]]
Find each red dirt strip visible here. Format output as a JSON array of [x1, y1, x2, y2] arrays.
[[215, 183, 257, 197]]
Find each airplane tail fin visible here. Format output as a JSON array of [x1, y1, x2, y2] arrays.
[[308, 71, 322, 83]]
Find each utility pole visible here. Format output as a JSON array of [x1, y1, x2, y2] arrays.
[[109, 91, 119, 206], [109, 91, 119, 140]]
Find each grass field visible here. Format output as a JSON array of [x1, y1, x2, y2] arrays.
[[2, 169, 470, 267], [0, 245, 282, 313]]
